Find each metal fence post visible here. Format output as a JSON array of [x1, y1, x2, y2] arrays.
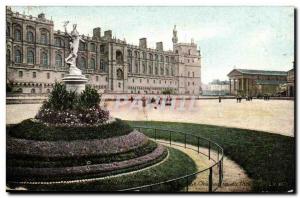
[[218, 160, 222, 187], [209, 167, 213, 192], [169, 131, 171, 145], [186, 176, 189, 192], [222, 157, 224, 182], [208, 141, 211, 160], [197, 137, 200, 153], [184, 134, 187, 148]]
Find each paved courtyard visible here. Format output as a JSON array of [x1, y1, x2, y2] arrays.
[[6, 99, 294, 137]]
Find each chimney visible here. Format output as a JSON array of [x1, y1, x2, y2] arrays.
[[156, 42, 163, 51], [139, 38, 147, 49], [104, 30, 112, 39], [93, 27, 101, 39]]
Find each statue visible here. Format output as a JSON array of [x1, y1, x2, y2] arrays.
[[172, 25, 178, 44], [62, 21, 87, 94], [63, 21, 85, 75]]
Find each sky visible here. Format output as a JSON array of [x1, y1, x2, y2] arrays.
[[11, 6, 294, 84]]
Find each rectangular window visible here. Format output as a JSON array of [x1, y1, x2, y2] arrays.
[[96, 76, 99, 81], [18, 71, 23, 78], [47, 73, 50, 79], [61, 73, 64, 78], [33, 72, 36, 78]]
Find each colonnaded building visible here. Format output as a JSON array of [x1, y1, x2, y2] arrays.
[[227, 69, 288, 96], [6, 7, 202, 95]]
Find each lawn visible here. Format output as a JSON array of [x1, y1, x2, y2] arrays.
[[126, 121, 295, 192]]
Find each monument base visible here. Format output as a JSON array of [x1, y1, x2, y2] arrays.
[[62, 74, 88, 94]]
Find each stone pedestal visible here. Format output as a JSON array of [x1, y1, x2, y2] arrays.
[[62, 65, 87, 94]]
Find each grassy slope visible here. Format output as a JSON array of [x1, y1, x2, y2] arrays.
[[126, 121, 295, 192], [9, 148, 197, 192]]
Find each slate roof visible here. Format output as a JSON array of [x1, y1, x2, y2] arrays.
[[235, 69, 287, 76]]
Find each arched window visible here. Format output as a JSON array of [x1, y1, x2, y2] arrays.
[[165, 56, 169, 63], [171, 66, 175, 76], [46, 89, 51, 93], [17, 88, 23, 93], [135, 60, 139, 74], [155, 64, 158, 75], [116, 51, 123, 65], [128, 58, 132, 73], [171, 57, 175, 63], [160, 64, 164, 75], [166, 66, 169, 76], [128, 50, 132, 57], [15, 29, 21, 41], [40, 52, 48, 66], [142, 62, 147, 74], [31, 88, 36, 94], [90, 58, 96, 69], [79, 57, 86, 69], [27, 31, 34, 42], [160, 55, 164, 62], [100, 59, 106, 71], [55, 37, 64, 47], [40, 32, 48, 44], [6, 49, 11, 64], [6, 24, 10, 37], [149, 53, 153, 61], [100, 45, 105, 54], [55, 54, 62, 66], [79, 41, 86, 51], [90, 43, 96, 52], [148, 63, 153, 75], [117, 68, 123, 80], [27, 50, 34, 64], [15, 49, 21, 63]]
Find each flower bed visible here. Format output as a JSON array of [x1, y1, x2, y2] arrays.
[[7, 145, 167, 182], [35, 106, 110, 127], [7, 118, 133, 141], [7, 131, 148, 158]]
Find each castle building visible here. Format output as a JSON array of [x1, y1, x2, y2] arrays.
[[6, 7, 202, 95]]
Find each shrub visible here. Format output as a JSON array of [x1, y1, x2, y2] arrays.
[[35, 82, 108, 125], [78, 85, 100, 109], [48, 82, 77, 111]]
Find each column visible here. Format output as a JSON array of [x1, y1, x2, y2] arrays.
[[241, 78, 244, 91], [229, 79, 232, 95]]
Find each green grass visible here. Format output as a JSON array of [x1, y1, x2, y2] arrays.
[[8, 148, 197, 192], [126, 121, 295, 192], [7, 118, 132, 141]]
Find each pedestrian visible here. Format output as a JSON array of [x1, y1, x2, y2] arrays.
[[219, 96, 222, 103]]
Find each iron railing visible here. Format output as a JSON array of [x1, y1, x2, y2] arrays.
[[119, 126, 224, 192]]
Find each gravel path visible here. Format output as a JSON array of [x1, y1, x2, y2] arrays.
[[6, 99, 294, 136]]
